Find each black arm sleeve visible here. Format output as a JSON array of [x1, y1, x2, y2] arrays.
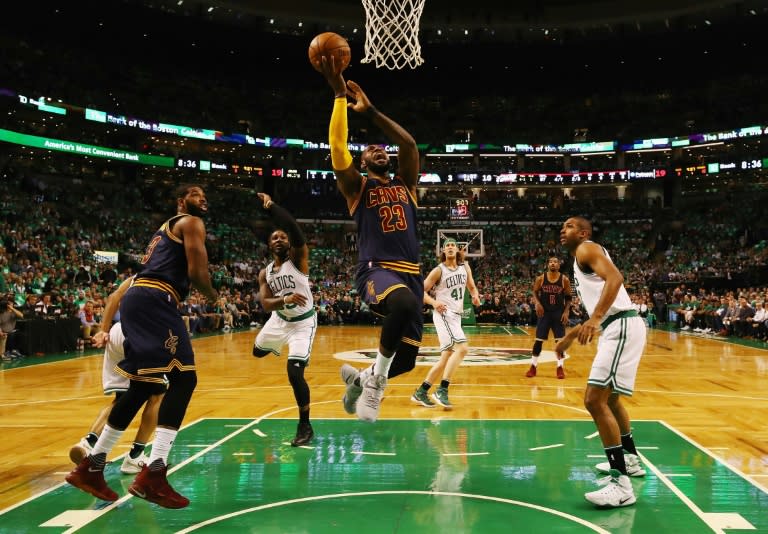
[[268, 202, 306, 248]]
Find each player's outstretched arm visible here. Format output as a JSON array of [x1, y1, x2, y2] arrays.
[[320, 56, 363, 205], [345, 79, 418, 190], [257, 193, 309, 275]]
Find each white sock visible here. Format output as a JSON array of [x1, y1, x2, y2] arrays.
[[92, 424, 123, 457], [149, 427, 178, 466], [358, 365, 374, 385], [531, 356, 539, 366], [557, 358, 564, 368], [374, 351, 393, 377]]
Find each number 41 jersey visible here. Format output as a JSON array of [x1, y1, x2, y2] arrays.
[[351, 176, 420, 273], [434, 263, 469, 314]]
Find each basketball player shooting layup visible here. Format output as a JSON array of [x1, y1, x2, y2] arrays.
[[319, 55, 424, 423]]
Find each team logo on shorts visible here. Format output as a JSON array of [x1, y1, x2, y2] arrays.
[[333, 347, 563, 367], [164, 329, 179, 355]]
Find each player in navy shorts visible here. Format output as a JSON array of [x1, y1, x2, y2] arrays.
[[66, 184, 218, 509], [321, 55, 423, 423], [526, 255, 572, 379]]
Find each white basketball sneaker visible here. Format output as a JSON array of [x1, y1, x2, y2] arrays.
[[596, 453, 646, 477], [121, 452, 149, 474], [356, 374, 387, 423], [340, 364, 363, 414], [585, 469, 636, 507]]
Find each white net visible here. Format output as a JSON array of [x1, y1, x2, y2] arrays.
[[361, 0, 426, 70], [436, 229, 485, 258]]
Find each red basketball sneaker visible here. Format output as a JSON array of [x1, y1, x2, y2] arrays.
[[556, 366, 565, 379], [525, 364, 537, 378], [65, 456, 118, 501], [129, 464, 190, 509]]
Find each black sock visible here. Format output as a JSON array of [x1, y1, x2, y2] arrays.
[[420, 382, 431, 392], [440, 379, 450, 389], [148, 458, 166, 471], [621, 432, 638, 455], [129, 442, 146, 459], [86, 432, 99, 447], [90, 452, 107, 470], [605, 445, 627, 475], [299, 407, 310, 425]]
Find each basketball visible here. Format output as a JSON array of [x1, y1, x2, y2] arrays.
[[308, 32, 351, 72]]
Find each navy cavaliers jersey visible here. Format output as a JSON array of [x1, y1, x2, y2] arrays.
[[351, 175, 420, 274], [135, 214, 191, 301], [539, 273, 567, 313]]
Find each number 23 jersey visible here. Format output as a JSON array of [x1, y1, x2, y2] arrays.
[[351, 175, 420, 272]]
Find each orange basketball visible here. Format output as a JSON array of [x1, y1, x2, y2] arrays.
[[308, 32, 351, 72]]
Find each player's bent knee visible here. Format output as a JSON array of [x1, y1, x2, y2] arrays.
[[287, 359, 307, 385], [253, 347, 270, 358], [389, 343, 419, 378]]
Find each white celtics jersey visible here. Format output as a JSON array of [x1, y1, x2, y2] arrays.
[[434, 263, 469, 314], [266, 259, 313, 319], [572, 243, 633, 317]]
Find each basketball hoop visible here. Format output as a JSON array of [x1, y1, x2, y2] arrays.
[[360, 0, 426, 70]]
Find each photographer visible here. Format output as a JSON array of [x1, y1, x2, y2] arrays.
[[0, 295, 24, 359]]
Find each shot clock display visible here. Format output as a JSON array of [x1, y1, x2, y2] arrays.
[[450, 198, 471, 221]]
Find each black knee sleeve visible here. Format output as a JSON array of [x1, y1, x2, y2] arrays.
[[108, 380, 161, 430], [388, 342, 419, 379], [287, 360, 310, 407], [380, 288, 420, 352], [253, 347, 270, 358], [532, 340, 543, 356], [158, 370, 197, 428]]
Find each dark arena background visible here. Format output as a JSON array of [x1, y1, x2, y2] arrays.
[[0, 1, 767, 533]]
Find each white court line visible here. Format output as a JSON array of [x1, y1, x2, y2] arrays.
[[176, 491, 611, 534], [57, 401, 340, 533], [253, 429, 267, 437], [281, 441, 315, 449], [232, 453, 253, 456], [529, 444, 564, 452], [584, 431, 600, 439], [639, 453, 726, 534], [352, 451, 395, 456], [442, 452, 489, 457], [664, 473, 693, 477], [659, 420, 768, 495], [636, 446, 659, 450]]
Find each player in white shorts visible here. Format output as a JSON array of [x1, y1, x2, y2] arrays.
[[68, 276, 165, 474], [559, 216, 647, 509], [252, 193, 316, 447], [411, 238, 480, 409]]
